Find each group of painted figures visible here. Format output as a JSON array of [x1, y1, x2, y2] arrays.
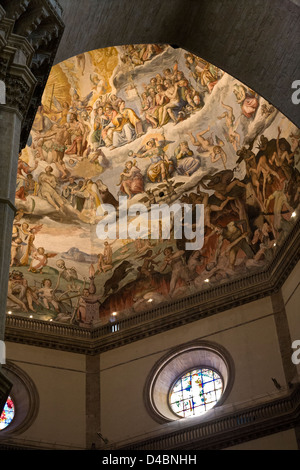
[[14, 52, 226, 219], [8, 46, 300, 325]]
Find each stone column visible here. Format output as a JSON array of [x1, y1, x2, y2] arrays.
[[0, 35, 36, 418], [0, 0, 64, 415], [0, 71, 36, 340]]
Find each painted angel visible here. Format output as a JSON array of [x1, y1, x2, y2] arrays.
[[69, 89, 93, 117], [50, 96, 71, 125], [90, 73, 108, 96], [28, 247, 57, 274]]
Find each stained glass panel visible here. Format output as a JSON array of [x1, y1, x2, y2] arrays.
[[169, 368, 223, 418], [0, 396, 15, 430]]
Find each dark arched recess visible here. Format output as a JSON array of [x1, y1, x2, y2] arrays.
[[55, 0, 300, 127]]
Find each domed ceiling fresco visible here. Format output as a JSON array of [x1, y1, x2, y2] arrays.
[[8, 44, 300, 327]]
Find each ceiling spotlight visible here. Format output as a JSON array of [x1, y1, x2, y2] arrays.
[[112, 312, 117, 316], [291, 211, 296, 218], [148, 298, 153, 302], [29, 315, 33, 319], [7, 311, 12, 315], [49, 319, 53, 322], [204, 278, 210, 283], [273, 242, 276, 247]]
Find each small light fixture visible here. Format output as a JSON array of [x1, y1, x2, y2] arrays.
[[148, 298, 153, 303], [29, 315, 33, 319], [7, 311, 12, 315], [204, 278, 210, 283], [49, 319, 53, 322], [112, 311, 117, 316], [273, 242, 276, 247], [291, 211, 296, 218]]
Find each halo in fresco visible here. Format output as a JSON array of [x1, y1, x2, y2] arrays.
[[8, 44, 300, 327]]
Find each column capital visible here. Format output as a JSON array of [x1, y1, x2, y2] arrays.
[[2, 64, 36, 119], [0, 0, 64, 149]]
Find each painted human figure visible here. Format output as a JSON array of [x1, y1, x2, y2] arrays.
[[233, 84, 259, 118], [271, 127, 296, 181], [97, 241, 115, 273], [217, 101, 241, 151], [65, 113, 85, 156], [174, 141, 200, 176], [110, 99, 142, 149], [160, 247, 192, 295], [7, 271, 38, 312], [265, 182, 295, 235], [133, 138, 170, 183], [38, 166, 66, 211], [188, 127, 227, 169], [10, 238, 23, 267], [213, 220, 255, 269], [38, 279, 60, 312], [76, 277, 102, 324], [15, 156, 38, 200], [118, 160, 144, 198], [28, 247, 51, 273], [138, 249, 161, 279], [159, 79, 181, 125]]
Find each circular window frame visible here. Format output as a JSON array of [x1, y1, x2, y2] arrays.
[[0, 395, 16, 431], [168, 365, 224, 419], [0, 361, 39, 436], [144, 340, 235, 423]]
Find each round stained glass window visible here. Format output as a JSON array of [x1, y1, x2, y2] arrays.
[[169, 368, 223, 418], [0, 396, 15, 430]]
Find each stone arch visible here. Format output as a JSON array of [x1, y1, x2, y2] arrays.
[[55, 0, 300, 126], [0, 361, 39, 436]]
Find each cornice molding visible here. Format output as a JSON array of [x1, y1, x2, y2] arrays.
[[4, 219, 300, 355], [0, 383, 299, 450], [116, 383, 300, 451]]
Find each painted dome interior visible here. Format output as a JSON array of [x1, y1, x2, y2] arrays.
[[8, 44, 300, 328]]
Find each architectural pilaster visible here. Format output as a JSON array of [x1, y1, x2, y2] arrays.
[[271, 289, 298, 386], [86, 355, 101, 449]]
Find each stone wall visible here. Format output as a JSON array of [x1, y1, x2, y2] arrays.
[[1, 262, 299, 450]]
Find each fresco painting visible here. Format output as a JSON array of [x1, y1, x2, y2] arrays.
[[7, 44, 300, 327]]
